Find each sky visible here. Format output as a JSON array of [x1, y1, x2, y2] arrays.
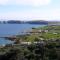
[[0, 0, 60, 21]]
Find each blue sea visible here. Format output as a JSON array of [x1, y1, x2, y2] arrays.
[[0, 24, 45, 45]]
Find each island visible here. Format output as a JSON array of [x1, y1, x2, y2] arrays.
[[0, 20, 48, 25]]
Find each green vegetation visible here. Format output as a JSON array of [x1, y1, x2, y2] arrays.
[[4, 25, 60, 42], [41, 33, 60, 40], [24, 35, 40, 42], [0, 40, 60, 60], [0, 25, 60, 60]]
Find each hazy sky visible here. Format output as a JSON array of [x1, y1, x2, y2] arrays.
[[0, 0, 60, 21]]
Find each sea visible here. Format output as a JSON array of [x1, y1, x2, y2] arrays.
[[0, 24, 45, 45]]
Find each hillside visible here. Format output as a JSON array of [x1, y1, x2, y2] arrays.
[[25, 20, 48, 25], [0, 20, 48, 25]]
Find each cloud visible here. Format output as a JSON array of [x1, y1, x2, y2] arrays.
[[0, 9, 60, 21], [0, 0, 8, 5], [0, 0, 51, 6], [16, 0, 51, 6]]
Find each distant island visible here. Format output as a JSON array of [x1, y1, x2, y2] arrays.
[[0, 20, 24, 24], [25, 20, 48, 25], [0, 20, 60, 26], [0, 20, 48, 25]]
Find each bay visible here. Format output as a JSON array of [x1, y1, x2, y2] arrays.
[[0, 24, 45, 45]]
